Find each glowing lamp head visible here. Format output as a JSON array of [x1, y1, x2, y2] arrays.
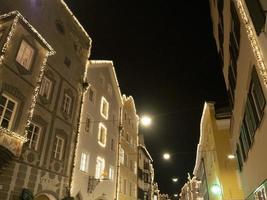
[[174, 194, 178, 197], [172, 177, 178, 182], [140, 115, 152, 127], [210, 184, 222, 195], [227, 154, 235, 159], [163, 153, 170, 160]]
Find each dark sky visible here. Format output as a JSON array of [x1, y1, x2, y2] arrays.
[[65, 0, 228, 195]]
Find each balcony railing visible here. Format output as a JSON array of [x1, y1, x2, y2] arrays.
[[0, 127, 27, 157]]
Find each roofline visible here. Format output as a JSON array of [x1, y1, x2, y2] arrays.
[[0, 11, 55, 55], [193, 102, 208, 175], [89, 60, 123, 105], [138, 144, 153, 161]]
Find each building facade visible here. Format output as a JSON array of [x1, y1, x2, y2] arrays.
[[118, 95, 138, 200], [179, 176, 201, 200], [137, 134, 154, 200], [210, 0, 267, 198], [0, 0, 91, 199], [193, 102, 244, 200], [71, 60, 122, 200]]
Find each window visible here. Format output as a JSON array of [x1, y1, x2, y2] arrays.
[[85, 116, 92, 133], [0, 94, 17, 129], [236, 144, 243, 171], [16, 40, 35, 70], [123, 179, 127, 194], [63, 93, 72, 115], [255, 185, 267, 200], [124, 153, 128, 167], [27, 122, 41, 150], [109, 165, 114, 180], [249, 67, 265, 125], [88, 86, 96, 103], [134, 161, 137, 174], [53, 135, 64, 160], [100, 97, 109, 119], [111, 138, 114, 151], [80, 152, 89, 172], [0, 32, 3, 40], [39, 76, 52, 99], [98, 123, 107, 147], [95, 156, 105, 179], [119, 147, 125, 164]]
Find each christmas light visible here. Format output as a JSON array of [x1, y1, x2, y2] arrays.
[[235, 0, 267, 87]]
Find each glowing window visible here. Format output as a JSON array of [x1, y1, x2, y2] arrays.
[[109, 165, 114, 180], [80, 152, 89, 172], [95, 156, 105, 179], [100, 97, 109, 119], [119, 147, 124, 164], [16, 40, 35, 70], [98, 123, 107, 147]]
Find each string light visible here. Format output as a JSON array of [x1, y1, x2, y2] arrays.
[[235, 0, 267, 86], [0, 11, 55, 141], [60, 0, 92, 58], [24, 53, 49, 137]]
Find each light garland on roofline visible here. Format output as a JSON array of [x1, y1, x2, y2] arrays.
[[0, 15, 19, 65], [0, 11, 55, 141], [60, 0, 92, 58], [235, 0, 267, 86]]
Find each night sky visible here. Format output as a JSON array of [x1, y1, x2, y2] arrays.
[[65, 0, 228, 195]]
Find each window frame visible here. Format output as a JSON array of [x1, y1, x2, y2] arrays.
[[53, 135, 64, 160], [100, 96, 109, 119], [0, 93, 18, 130], [95, 156, 105, 179], [98, 123, 107, 147], [63, 93, 72, 115], [80, 152, 90, 173], [15, 39, 35, 70], [27, 122, 41, 151], [39, 76, 52, 100]]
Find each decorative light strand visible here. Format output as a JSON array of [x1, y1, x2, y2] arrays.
[[70, 61, 90, 194], [235, 0, 267, 86], [0, 15, 19, 65], [0, 11, 55, 56], [24, 53, 49, 137], [60, 0, 92, 58], [0, 127, 28, 142]]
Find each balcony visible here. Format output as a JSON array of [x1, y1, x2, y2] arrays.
[[0, 127, 27, 167]]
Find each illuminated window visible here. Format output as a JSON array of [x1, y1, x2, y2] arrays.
[[95, 156, 105, 179], [16, 40, 35, 70], [98, 123, 107, 147], [119, 147, 124, 164], [53, 135, 64, 160], [39, 76, 52, 100], [27, 122, 41, 150], [80, 152, 89, 172], [109, 165, 114, 180], [0, 94, 17, 129], [100, 97, 109, 119], [63, 93, 72, 115]]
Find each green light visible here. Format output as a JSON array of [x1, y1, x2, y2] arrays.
[[210, 184, 222, 195]]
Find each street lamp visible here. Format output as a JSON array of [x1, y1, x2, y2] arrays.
[[163, 153, 170, 160], [140, 115, 152, 127], [227, 154, 235, 159], [172, 177, 178, 183]]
